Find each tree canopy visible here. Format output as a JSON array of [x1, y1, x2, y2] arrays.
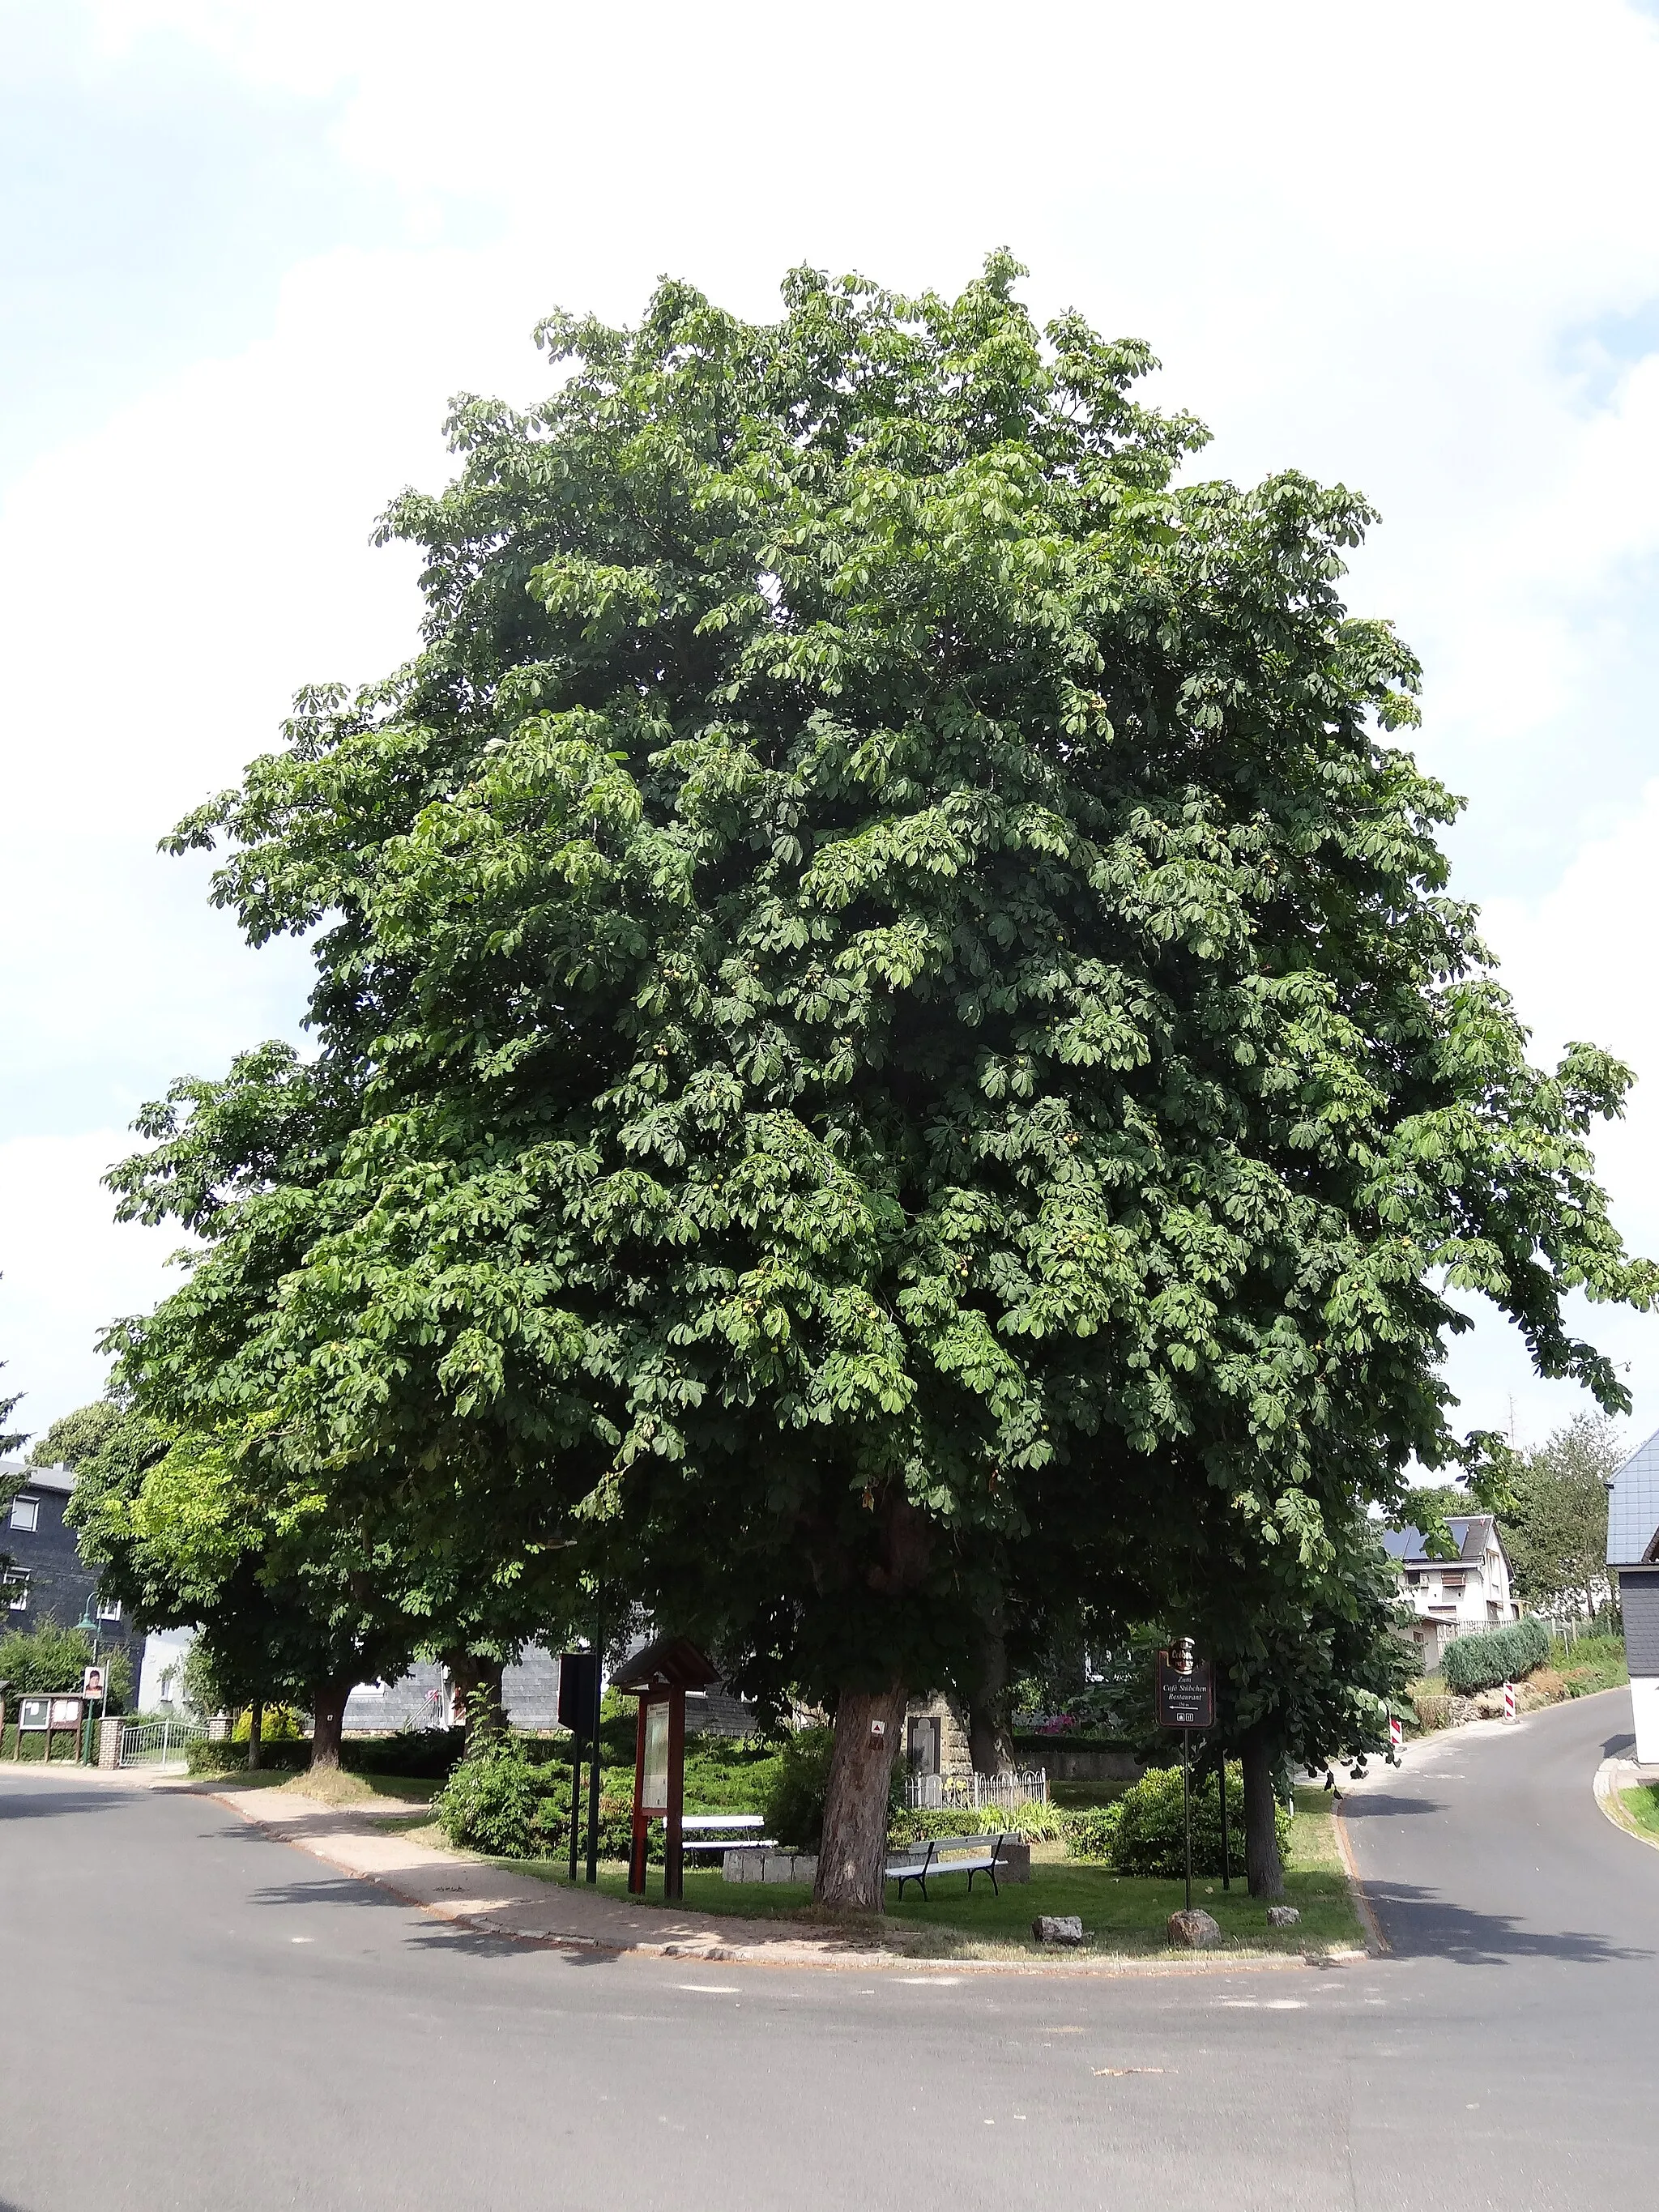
[[1504, 1412, 1618, 1622], [108, 255, 1653, 1903]]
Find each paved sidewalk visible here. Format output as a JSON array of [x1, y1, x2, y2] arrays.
[[206, 1779, 1338, 1979]]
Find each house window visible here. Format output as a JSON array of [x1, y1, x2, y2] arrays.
[[96, 1596, 122, 1623], [7, 1495, 39, 1532], [3, 1570, 28, 1611]]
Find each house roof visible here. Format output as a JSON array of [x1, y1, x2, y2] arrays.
[[1380, 1515, 1496, 1566], [1, 1459, 74, 1495], [1607, 1426, 1659, 1567]]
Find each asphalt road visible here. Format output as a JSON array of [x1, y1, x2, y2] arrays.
[[2, 1690, 1654, 2212]]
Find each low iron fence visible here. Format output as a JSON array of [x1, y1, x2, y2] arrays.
[[903, 1767, 1048, 1811]]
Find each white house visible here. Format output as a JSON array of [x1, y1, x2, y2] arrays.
[[1380, 1514, 1520, 1673], [1606, 1427, 1659, 1764]]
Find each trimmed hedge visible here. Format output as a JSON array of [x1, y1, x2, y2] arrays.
[[186, 1724, 467, 1781], [1441, 1617, 1550, 1694]]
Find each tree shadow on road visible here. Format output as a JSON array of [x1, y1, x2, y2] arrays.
[[1360, 1879, 1653, 1966], [0, 1784, 131, 1822]]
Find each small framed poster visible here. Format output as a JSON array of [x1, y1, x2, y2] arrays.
[[19, 1696, 51, 1731], [50, 1697, 84, 1728], [640, 1698, 671, 1814]]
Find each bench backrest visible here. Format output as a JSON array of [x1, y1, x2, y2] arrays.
[[889, 1832, 1006, 1861]]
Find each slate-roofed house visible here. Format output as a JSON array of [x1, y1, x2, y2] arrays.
[[1606, 1426, 1659, 1762], [1380, 1513, 1520, 1673], [1, 1460, 146, 1699]]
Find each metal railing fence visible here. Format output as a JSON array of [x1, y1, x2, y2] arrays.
[[118, 1718, 210, 1767], [903, 1767, 1049, 1811]]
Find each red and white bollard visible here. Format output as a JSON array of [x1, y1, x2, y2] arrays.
[[1388, 1715, 1403, 1755], [1503, 1681, 1516, 1723]]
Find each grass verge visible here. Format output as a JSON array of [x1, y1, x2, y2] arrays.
[[406, 1784, 1362, 1960], [1618, 1784, 1659, 1843], [215, 1767, 437, 1809]]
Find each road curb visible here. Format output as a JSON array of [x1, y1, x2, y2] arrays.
[[1331, 1795, 1390, 1956], [1593, 1756, 1659, 1853], [207, 1786, 1368, 1982]]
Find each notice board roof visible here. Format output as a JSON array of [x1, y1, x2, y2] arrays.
[[609, 1636, 719, 1694]]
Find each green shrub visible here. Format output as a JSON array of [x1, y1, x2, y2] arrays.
[[761, 1725, 838, 1852], [1091, 1762, 1283, 1879], [232, 1705, 304, 1741], [1063, 1802, 1126, 1861], [888, 1796, 1066, 1848], [1441, 1617, 1550, 1694], [433, 1741, 565, 1856]]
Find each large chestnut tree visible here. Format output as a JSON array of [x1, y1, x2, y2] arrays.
[[117, 256, 1650, 1907]]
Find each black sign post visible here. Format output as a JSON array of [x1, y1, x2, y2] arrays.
[[1155, 1644, 1214, 1914], [558, 1650, 598, 1884]]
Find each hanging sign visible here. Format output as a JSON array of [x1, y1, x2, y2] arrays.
[[1154, 1644, 1214, 1731]]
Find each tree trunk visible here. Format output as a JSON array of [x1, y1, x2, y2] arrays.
[[1241, 1727, 1285, 1899], [309, 1678, 350, 1771], [246, 1699, 263, 1771], [967, 1617, 1015, 1776], [445, 1652, 506, 1754], [813, 1685, 908, 1912]]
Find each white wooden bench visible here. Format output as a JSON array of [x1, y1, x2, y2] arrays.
[[885, 1831, 1009, 1902], [679, 1813, 778, 1858]]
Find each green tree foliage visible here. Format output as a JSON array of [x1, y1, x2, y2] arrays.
[[111, 256, 1653, 1907], [1503, 1413, 1618, 1621], [30, 1398, 122, 1474], [0, 1618, 132, 1707], [66, 1404, 415, 1767]]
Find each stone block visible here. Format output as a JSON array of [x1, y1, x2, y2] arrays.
[[1032, 1914, 1085, 1946], [1265, 1904, 1301, 1928], [995, 1841, 1031, 1884], [1166, 1908, 1222, 1948], [723, 1851, 817, 1885]]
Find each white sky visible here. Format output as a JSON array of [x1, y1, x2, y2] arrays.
[[4, 0, 1659, 1457]]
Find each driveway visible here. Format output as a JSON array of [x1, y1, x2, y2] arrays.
[[2, 1689, 1653, 2211]]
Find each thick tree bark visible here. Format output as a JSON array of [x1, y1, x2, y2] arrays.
[[245, 1699, 263, 1771], [309, 1678, 351, 1771], [444, 1652, 506, 1754], [1241, 1727, 1285, 1899], [813, 1685, 908, 1912], [967, 1617, 1015, 1775]]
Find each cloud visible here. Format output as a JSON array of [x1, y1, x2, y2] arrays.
[[0, 1131, 187, 1437]]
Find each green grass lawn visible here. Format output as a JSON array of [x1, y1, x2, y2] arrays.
[[446, 1785, 1363, 1960], [1618, 1784, 1659, 1842]]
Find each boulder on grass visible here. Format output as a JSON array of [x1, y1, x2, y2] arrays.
[[1166, 1908, 1222, 1948], [1265, 1904, 1301, 1929], [1032, 1914, 1085, 1947]]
